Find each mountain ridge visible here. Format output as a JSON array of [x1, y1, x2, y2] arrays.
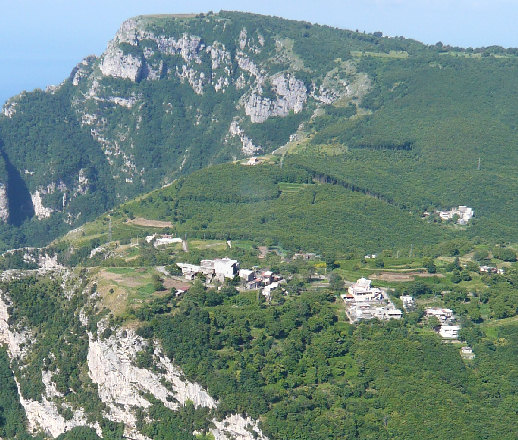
[[0, 10, 518, 251]]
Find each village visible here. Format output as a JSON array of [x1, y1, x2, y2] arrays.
[[169, 244, 470, 347], [423, 205, 475, 225], [176, 256, 286, 301], [81, 227, 509, 366]]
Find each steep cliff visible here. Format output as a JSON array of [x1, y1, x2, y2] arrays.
[[0, 11, 374, 249], [0, 264, 269, 440]]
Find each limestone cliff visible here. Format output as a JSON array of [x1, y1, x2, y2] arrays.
[[0, 263, 268, 440], [0, 11, 370, 245]]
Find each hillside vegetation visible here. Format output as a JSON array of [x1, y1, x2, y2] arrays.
[[0, 11, 516, 250], [1, 11, 518, 439]]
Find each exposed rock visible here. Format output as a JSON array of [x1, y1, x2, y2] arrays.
[[0, 184, 9, 222], [176, 65, 206, 95], [245, 73, 307, 123], [76, 168, 89, 195], [229, 121, 263, 156], [211, 414, 268, 440], [100, 45, 143, 81], [37, 254, 65, 274], [108, 95, 139, 108], [207, 43, 232, 92], [0, 292, 29, 358], [45, 82, 65, 94], [31, 191, 53, 220], [70, 56, 97, 86], [0, 291, 99, 438], [2, 99, 18, 118], [159, 34, 204, 63], [88, 328, 216, 438], [14, 378, 98, 439], [236, 51, 263, 82], [311, 84, 342, 104], [239, 28, 248, 50]]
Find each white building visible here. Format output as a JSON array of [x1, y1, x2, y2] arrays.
[[439, 325, 460, 339], [177, 257, 239, 281], [239, 269, 255, 282], [154, 237, 182, 247], [438, 206, 474, 225], [214, 258, 239, 279], [262, 281, 280, 300], [400, 295, 415, 311], [348, 277, 384, 302], [461, 346, 475, 359], [372, 306, 402, 320], [177, 263, 202, 280], [425, 307, 454, 323], [145, 234, 157, 243], [343, 278, 402, 322]]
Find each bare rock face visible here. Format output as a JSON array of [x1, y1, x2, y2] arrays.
[[229, 121, 263, 156], [87, 326, 268, 440], [0, 293, 29, 359], [0, 290, 100, 438], [70, 56, 97, 86], [87, 327, 217, 439], [245, 73, 308, 123], [211, 414, 269, 440], [0, 274, 269, 440], [100, 45, 143, 82], [0, 184, 9, 222], [14, 381, 99, 439], [31, 191, 53, 220], [1, 99, 18, 118]]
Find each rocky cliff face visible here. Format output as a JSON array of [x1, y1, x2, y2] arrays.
[[0, 11, 371, 248], [0, 263, 268, 440], [0, 184, 9, 222]]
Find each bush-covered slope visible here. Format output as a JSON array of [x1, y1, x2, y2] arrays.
[[0, 11, 517, 250], [117, 162, 450, 255]]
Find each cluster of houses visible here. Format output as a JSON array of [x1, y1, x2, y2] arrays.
[[176, 257, 285, 300], [437, 206, 474, 225], [339, 282, 464, 340], [341, 277, 402, 322], [480, 265, 505, 275], [177, 257, 239, 283], [424, 307, 461, 339]]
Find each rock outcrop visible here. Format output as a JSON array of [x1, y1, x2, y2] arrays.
[[0, 184, 9, 222], [0, 289, 99, 438], [31, 191, 53, 220], [245, 73, 308, 123], [0, 12, 368, 246], [211, 414, 269, 440], [229, 121, 263, 156], [87, 326, 267, 440]]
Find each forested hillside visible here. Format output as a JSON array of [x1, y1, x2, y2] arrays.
[[2, 13, 518, 437], [0, 11, 518, 250]]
